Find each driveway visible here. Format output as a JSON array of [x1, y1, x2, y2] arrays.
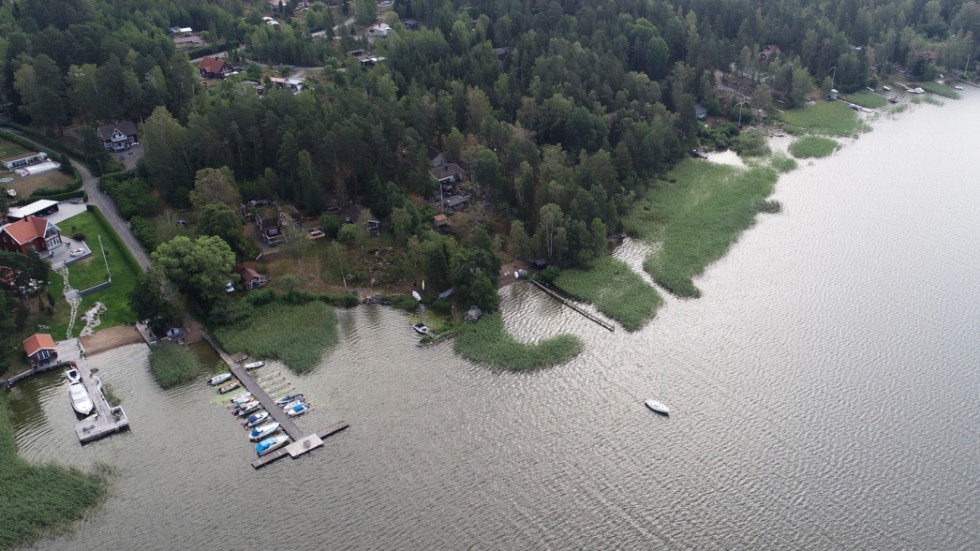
[[71, 160, 151, 270]]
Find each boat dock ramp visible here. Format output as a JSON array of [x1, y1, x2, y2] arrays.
[[527, 280, 616, 332], [56, 339, 130, 444], [200, 331, 349, 469]]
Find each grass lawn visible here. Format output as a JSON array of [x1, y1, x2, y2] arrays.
[[845, 91, 888, 108], [779, 101, 865, 136], [0, 136, 32, 161], [453, 314, 583, 371], [554, 256, 662, 331], [56, 211, 139, 337], [213, 301, 339, 374], [0, 395, 108, 550], [2, 170, 73, 200], [789, 136, 839, 158], [623, 159, 779, 298]]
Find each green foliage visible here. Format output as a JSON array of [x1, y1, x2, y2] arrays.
[[0, 395, 107, 550], [212, 301, 339, 374], [916, 82, 961, 99], [789, 136, 839, 159], [846, 92, 887, 108], [148, 343, 201, 388], [770, 155, 798, 173], [129, 216, 159, 251], [779, 102, 864, 136], [730, 131, 771, 157], [624, 160, 778, 298], [554, 257, 663, 331], [453, 314, 583, 371], [152, 236, 235, 307], [128, 267, 179, 330], [98, 176, 163, 220]]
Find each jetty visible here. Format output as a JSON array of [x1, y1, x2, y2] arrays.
[[527, 280, 616, 332], [57, 339, 130, 443], [200, 331, 348, 469]]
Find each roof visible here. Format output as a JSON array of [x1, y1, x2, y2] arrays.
[[444, 195, 468, 207], [237, 266, 265, 283], [1, 216, 53, 245], [430, 163, 464, 181], [23, 333, 56, 357], [433, 214, 450, 224], [6, 199, 58, 220], [199, 56, 230, 74], [97, 121, 138, 141]]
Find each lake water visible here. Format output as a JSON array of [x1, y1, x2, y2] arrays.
[[10, 93, 980, 550]]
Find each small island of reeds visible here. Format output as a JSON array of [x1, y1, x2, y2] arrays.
[[0, 396, 108, 550], [554, 257, 662, 331], [789, 136, 839, 159], [149, 342, 201, 388], [213, 300, 338, 374], [453, 314, 583, 371]]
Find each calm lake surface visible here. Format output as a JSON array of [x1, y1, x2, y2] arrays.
[[10, 93, 980, 550]]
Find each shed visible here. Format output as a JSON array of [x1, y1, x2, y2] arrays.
[[6, 199, 59, 221], [23, 333, 57, 366]]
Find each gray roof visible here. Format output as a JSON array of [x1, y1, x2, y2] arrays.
[[97, 121, 138, 141]]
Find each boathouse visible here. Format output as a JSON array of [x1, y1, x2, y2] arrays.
[[23, 333, 57, 367]]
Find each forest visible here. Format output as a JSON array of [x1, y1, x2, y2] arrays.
[[2, 0, 979, 315]]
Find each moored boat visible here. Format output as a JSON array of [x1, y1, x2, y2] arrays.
[[413, 323, 430, 336], [236, 400, 261, 416], [230, 391, 253, 405], [412, 290, 422, 301], [275, 393, 303, 406], [69, 382, 94, 416], [218, 380, 240, 394], [249, 422, 281, 442], [256, 434, 291, 456], [208, 373, 232, 386], [65, 367, 81, 384], [245, 410, 270, 428], [285, 402, 309, 417], [644, 399, 670, 415], [243, 361, 264, 370]]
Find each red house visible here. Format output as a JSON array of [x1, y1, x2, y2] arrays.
[[0, 215, 63, 254], [199, 56, 233, 79], [23, 333, 57, 367]]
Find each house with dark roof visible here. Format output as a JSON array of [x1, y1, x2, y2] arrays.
[[443, 195, 469, 212], [255, 207, 286, 244], [695, 103, 707, 120], [0, 216, 63, 254], [199, 56, 233, 79], [236, 265, 270, 290], [430, 163, 464, 192], [23, 333, 57, 367], [759, 44, 781, 62], [97, 121, 138, 151]]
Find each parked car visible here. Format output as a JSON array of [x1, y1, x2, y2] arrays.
[[225, 281, 235, 293]]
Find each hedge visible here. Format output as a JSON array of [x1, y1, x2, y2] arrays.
[[86, 205, 144, 274], [0, 123, 92, 172]]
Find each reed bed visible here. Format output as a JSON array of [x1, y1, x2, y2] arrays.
[[846, 91, 887, 108], [789, 136, 839, 158], [213, 301, 338, 374], [0, 396, 107, 550], [917, 81, 960, 99], [624, 160, 778, 298], [770, 155, 797, 172], [554, 257, 662, 331], [149, 342, 201, 388], [779, 101, 864, 136], [453, 314, 583, 371]]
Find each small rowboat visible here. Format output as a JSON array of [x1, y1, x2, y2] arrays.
[[208, 373, 232, 386], [243, 361, 264, 370], [218, 380, 240, 394], [644, 399, 670, 415]]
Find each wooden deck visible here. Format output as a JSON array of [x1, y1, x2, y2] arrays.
[[251, 421, 350, 469], [53, 340, 130, 444]]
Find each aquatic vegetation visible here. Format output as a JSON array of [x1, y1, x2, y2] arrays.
[[149, 342, 201, 388], [789, 136, 839, 159], [770, 155, 798, 173], [0, 396, 107, 550], [453, 314, 583, 371], [779, 101, 863, 136], [213, 301, 338, 374], [624, 160, 779, 298], [554, 257, 662, 331], [730, 130, 771, 157], [917, 82, 960, 99], [846, 91, 887, 108]]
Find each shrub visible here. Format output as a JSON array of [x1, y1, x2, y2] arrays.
[[148, 343, 201, 388], [731, 131, 771, 157], [129, 216, 159, 251], [72, 232, 86, 241]]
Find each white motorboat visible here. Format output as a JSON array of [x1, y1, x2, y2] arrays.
[[412, 290, 422, 301], [882, 85, 891, 91], [218, 380, 240, 394], [65, 367, 81, 384], [236, 400, 261, 416], [255, 434, 290, 456], [208, 373, 232, 386], [69, 382, 94, 416], [285, 402, 309, 418], [245, 410, 270, 428], [243, 361, 264, 370], [249, 422, 281, 442], [954, 85, 964, 90], [644, 399, 670, 415], [275, 393, 303, 406], [413, 323, 430, 336], [230, 391, 253, 405]]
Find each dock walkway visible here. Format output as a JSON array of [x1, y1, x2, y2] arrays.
[[527, 280, 616, 332], [54, 339, 130, 443]]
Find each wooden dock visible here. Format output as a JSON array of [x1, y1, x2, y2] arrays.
[[527, 280, 616, 332], [251, 421, 350, 469], [199, 330, 349, 469], [51, 340, 130, 444]]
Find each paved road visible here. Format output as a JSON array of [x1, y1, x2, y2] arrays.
[[71, 159, 151, 270]]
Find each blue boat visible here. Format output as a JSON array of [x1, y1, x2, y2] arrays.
[[255, 434, 290, 456], [249, 422, 281, 442], [285, 402, 309, 418]]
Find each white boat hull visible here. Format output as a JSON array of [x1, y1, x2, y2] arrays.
[[69, 383, 94, 416], [256, 435, 290, 456], [644, 399, 670, 415]]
